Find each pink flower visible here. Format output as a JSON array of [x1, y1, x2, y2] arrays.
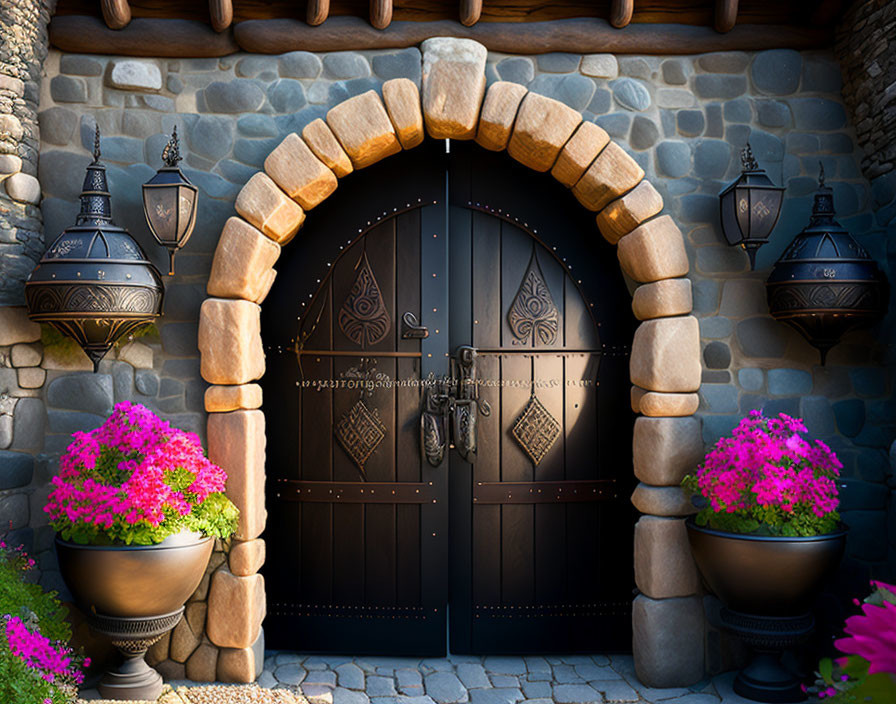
[[4, 615, 88, 685], [834, 585, 896, 675]]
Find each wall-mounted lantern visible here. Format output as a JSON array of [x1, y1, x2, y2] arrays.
[[25, 127, 164, 372], [719, 143, 785, 270], [142, 127, 198, 276], [766, 166, 888, 364]]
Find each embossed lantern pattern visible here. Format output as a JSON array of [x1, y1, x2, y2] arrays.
[[766, 167, 888, 364], [25, 128, 164, 372], [719, 143, 785, 270]]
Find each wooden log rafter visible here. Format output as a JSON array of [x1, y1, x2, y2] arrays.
[[715, 0, 739, 33], [307, 0, 329, 26], [460, 0, 482, 27], [52, 15, 834, 58], [100, 0, 130, 29], [609, 0, 633, 29], [370, 0, 392, 30], [209, 0, 233, 32]]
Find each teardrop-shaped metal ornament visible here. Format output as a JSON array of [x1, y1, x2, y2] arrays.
[[338, 252, 391, 348], [508, 252, 560, 346]]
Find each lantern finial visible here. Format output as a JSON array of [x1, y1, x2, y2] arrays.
[[741, 143, 759, 171], [161, 126, 182, 168], [92, 124, 101, 164], [818, 161, 825, 188]]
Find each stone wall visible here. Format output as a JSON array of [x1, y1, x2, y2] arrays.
[[3, 40, 894, 684]]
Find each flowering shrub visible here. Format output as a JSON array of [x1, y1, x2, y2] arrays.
[[0, 540, 88, 704], [805, 581, 896, 702], [45, 401, 239, 545], [682, 411, 841, 536]]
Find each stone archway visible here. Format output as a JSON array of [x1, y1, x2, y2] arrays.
[[196, 38, 705, 688]]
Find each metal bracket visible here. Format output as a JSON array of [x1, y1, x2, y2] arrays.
[[401, 311, 429, 339]]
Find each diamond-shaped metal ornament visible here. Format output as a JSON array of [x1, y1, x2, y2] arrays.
[[335, 400, 386, 476], [511, 396, 561, 465]]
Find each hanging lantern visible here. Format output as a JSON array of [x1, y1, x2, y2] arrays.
[[719, 143, 785, 269], [766, 165, 888, 364], [142, 126, 198, 275], [25, 126, 164, 372]]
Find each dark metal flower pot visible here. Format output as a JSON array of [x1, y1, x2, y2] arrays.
[[686, 519, 847, 703], [55, 532, 213, 700]]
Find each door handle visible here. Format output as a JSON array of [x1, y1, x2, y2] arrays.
[[401, 312, 429, 339]]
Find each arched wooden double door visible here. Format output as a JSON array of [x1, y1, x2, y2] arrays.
[[262, 141, 636, 655]]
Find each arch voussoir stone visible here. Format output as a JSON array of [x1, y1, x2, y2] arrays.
[[199, 35, 706, 687]]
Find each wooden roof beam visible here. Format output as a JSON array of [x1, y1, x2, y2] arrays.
[[715, 0, 738, 33], [460, 0, 482, 27], [371, 0, 393, 29], [307, 0, 329, 26], [209, 0, 233, 32], [610, 0, 633, 29], [101, 0, 131, 29]]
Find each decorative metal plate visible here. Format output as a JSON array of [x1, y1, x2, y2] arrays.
[[511, 396, 561, 465], [338, 252, 391, 347], [335, 399, 386, 476], [508, 253, 559, 345]]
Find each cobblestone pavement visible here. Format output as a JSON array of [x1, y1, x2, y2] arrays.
[[81, 653, 755, 704]]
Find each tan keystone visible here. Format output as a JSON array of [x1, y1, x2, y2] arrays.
[[235, 172, 305, 245], [198, 299, 264, 385], [327, 91, 402, 169], [207, 218, 280, 302], [302, 119, 353, 178], [229, 539, 266, 577], [264, 133, 338, 210], [217, 629, 264, 683], [476, 81, 528, 151], [383, 78, 424, 149], [421, 37, 487, 139], [632, 416, 704, 486], [208, 409, 266, 541], [630, 316, 701, 393], [631, 483, 698, 517], [631, 385, 646, 413], [572, 142, 644, 211], [634, 516, 700, 599], [632, 279, 693, 320], [640, 391, 700, 417], [596, 181, 664, 244], [0, 307, 40, 346], [551, 121, 610, 187], [205, 384, 263, 413], [617, 215, 689, 283], [507, 92, 582, 172], [207, 567, 266, 649]]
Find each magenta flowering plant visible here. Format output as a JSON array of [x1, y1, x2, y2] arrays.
[[45, 401, 239, 545], [682, 410, 841, 537], [805, 581, 896, 702]]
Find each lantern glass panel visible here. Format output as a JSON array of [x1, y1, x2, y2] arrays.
[[720, 189, 745, 246], [144, 186, 180, 247]]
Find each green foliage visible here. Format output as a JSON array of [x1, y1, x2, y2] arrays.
[[691, 504, 840, 537], [810, 656, 896, 703]]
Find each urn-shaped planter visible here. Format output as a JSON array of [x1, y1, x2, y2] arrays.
[[56, 532, 213, 700], [686, 519, 847, 703]]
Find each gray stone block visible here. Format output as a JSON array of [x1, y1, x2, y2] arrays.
[[268, 79, 307, 113], [820, 133, 854, 154], [366, 675, 396, 696], [0, 450, 34, 490], [789, 98, 847, 131], [372, 49, 422, 85], [121, 111, 161, 139], [337, 663, 366, 691], [661, 60, 688, 85], [697, 52, 749, 74], [142, 94, 176, 112], [719, 278, 767, 318], [678, 194, 717, 223], [536, 53, 579, 73], [842, 510, 887, 561], [218, 159, 257, 185], [723, 98, 751, 123], [482, 657, 526, 676], [186, 115, 235, 161], [586, 89, 612, 115], [496, 57, 534, 86], [135, 370, 160, 397], [167, 75, 184, 94], [751, 130, 785, 164], [0, 493, 29, 530], [801, 57, 842, 93], [39, 107, 78, 146], [61, 54, 104, 77], [456, 664, 489, 689], [50, 75, 87, 103], [738, 368, 764, 392], [676, 110, 704, 137], [833, 399, 865, 438], [702, 341, 731, 369], [736, 317, 789, 357], [469, 689, 522, 704], [751, 49, 802, 95], [552, 684, 600, 703], [656, 141, 691, 178], [618, 57, 652, 79], [610, 78, 651, 111], [236, 56, 277, 78], [632, 595, 704, 688], [323, 52, 370, 80], [237, 114, 280, 138], [850, 367, 887, 397], [693, 74, 746, 100], [275, 106, 328, 136], [202, 80, 266, 113], [47, 374, 114, 415], [800, 394, 837, 439], [594, 113, 631, 139], [693, 139, 731, 179], [594, 679, 639, 702], [11, 397, 44, 452], [767, 368, 812, 395], [233, 137, 280, 167], [699, 385, 738, 412], [839, 479, 888, 512], [425, 672, 467, 703], [47, 410, 105, 435], [529, 74, 595, 111], [343, 77, 383, 99], [757, 100, 791, 128], [630, 115, 659, 150], [279, 52, 322, 79], [703, 370, 731, 384], [704, 104, 723, 137]]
